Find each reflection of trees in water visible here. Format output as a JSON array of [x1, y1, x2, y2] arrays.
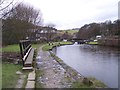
[[79, 45, 119, 56]]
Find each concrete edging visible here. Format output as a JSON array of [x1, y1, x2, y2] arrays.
[[25, 70, 36, 89]]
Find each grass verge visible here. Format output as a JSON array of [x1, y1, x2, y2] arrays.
[[71, 81, 93, 88], [2, 62, 22, 88], [71, 77, 106, 88], [88, 42, 98, 45], [1, 44, 42, 53], [2, 44, 42, 88], [2, 44, 20, 52], [88, 77, 106, 88], [35, 70, 44, 88], [32, 44, 43, 50], [42, 41, 73, 51]]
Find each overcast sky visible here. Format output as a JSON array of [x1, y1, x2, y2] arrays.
[[23, 0, 119, 30]]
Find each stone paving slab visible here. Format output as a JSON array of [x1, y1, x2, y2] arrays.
[[22, 67, 33, 70], [27, 71, 35, 81], [25, 81, 35, 88]]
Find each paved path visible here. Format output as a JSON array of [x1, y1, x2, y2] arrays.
[[36, 47, 73, 88]]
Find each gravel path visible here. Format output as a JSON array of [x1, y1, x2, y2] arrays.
[[36, 47, 73, 88]]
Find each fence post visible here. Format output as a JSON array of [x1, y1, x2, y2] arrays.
[[19, 42, 24, 66]]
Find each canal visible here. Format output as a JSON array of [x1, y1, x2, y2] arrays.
[[52, 44, 119, 88]]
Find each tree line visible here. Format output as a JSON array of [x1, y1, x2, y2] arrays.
[[77, 20, 120, 40]]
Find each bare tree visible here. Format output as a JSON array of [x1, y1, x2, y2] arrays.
[[0, 0, 15, 18], [7, 3, 42, 25], [0, 0, 24, 18], [2, 3, 43, 45], [0, 0, 14, 11]]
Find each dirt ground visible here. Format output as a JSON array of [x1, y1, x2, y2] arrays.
[[2, 52, 21, 63]]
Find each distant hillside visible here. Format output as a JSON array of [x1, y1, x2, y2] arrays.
[[72, 28, 80, 30], [58, 30, 79, 35]]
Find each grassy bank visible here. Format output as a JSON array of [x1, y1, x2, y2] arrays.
[[2, 44, 42, 88], [2, 44, 20, 52], [87, 41, 98, 45], [2, 62, 22, 88], [42, 41, 73, 51], [58, 30, 79, 35], [1, 44, 42, 53], [32, 44, 43, 50]]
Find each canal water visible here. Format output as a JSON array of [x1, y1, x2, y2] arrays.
[[52, 44, 119, 88]]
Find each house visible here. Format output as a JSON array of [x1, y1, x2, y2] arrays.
[[32, 26, 57, 41], [96, 35, 102, 40]]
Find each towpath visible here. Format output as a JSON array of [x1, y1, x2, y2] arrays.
[[36, 47, 74, 88]]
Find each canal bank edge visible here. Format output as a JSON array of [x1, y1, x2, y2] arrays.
[[49, 50, 107, 88], [42, 42, 107, 88]]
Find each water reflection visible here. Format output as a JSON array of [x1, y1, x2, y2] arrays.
[[53, 44, 119, 88]]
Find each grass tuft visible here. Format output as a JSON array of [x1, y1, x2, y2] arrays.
[[88, 77, 106, 88]]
